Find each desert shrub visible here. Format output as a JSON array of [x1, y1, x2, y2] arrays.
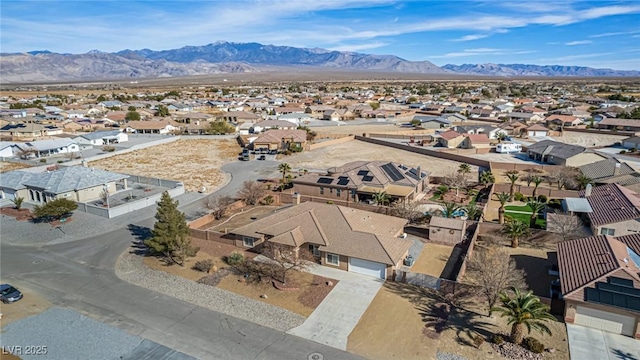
[[514, 192, 524, 201], [326, 201, 334, 204], [523, 337, 545, 354], [39, 158, 47, 163], [102, 145, 116, 152], [630, 147, 637, 152], [492, 333, 505, 345], [437, 185, 449, 194], [537, 194, 548, 203], [620, 150, 627, 154], [193, 259, 214, 273], [57, 160, 64, 163], [225, 251, 244, 266], [260, 195, 274, 205], [473, 334, 485, 348]]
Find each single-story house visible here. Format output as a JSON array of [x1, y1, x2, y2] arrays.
[[412, 115, 451, 129], [527, 140, 606, 167], [580, 183, 640, 237], [251, 119, 298, 133], [622, 136, 640, 150], [460, 133, 491, 149], [579, 159, 640, 192], [0, 122, 59, 139], [545, 115, 582, 128], [0, 141, 17, 158], [526, 124, 550, 138], [219, 111, 261, 124], [597, 118, 640, 132], [437, 130, 464, 148], [125, 120, 180, 134], [429, 217, 467, 245], [74, 130, 128, 146], [322, 109, 341, 121], [14, 138, 80, 158], [292, 160, 430, 204], [558, 235, 640, 338], [0, 166, 129, 204], [229, 201, 413, 280], [453, 125, 502, 139], [252, 129, 308, 151]]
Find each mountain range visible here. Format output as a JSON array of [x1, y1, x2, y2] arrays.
[[1, 41, 638, 83]]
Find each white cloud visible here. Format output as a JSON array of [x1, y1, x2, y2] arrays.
[[451, 34, 489, 42], [429, 48, 532, 59], [589, 31, 638, 38], [565, 40, 593, 46]]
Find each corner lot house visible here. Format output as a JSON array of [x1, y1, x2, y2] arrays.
[[581, 183, 640, 237], [14, 139, 80, 158], [125, 120, 179, 134], [526, 124, 550, 137], [526, 140, 606, 167], [557, 235, 640, 338], [0, 166, 129, 204], [252, 129, 307, 151], [292, 161, 430, 204], [230, 202, 412, 279], [73, 130, 129, 146]]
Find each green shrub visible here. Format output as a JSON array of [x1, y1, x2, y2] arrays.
[[260, 195, 274, 205], [492, 333, 504, 345], [326, 201, 334, 204], [620, 150, 627, 154], [193, 259, 214, 273], [437, 185, 449, 194], [102, 145, 116, 152], [523, 337, 545, 354], [39, 158, 47, 163], [630, 147, 637, 152], [537, 194, 548, 203], [225, 251, 244, 266], [57, 160, 64, 163], [514, 192, 524, 201]]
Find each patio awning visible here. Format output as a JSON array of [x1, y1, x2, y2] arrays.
[[358, 184, 414, 197], [564, 198, 593, 213]]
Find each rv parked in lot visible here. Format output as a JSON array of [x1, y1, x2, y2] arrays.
[[496, 142, 522, 154]]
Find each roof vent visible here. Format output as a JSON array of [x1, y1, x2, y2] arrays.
[[585, 183, 592, 197]]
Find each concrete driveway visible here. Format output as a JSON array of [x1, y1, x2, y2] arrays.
[[287, 264, 384, 350], [566, 324, 640, 360]]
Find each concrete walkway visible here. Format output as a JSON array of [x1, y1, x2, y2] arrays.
[[287, 264, 384, 350], [566, 324, 640, 360]]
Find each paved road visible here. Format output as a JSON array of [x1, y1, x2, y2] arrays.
[[566, 324, 640, 360], [0, 158, 361, 360]]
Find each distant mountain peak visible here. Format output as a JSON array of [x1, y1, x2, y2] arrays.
[[442, 63, 639, 77], [86, 49, 105, 54]]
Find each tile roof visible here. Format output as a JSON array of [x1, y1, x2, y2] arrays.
[[581, 183, 640, 226], [598, 118, 640, 127], [0, 170, 32, 190], [429, 217, 466, 230], [230, 202, 411, 265], [579, 158, 635, 181], [463, 134, 490, 143], [253, 119, 298, 129], [253, 129, 307, 144], [526, 124, 549, 131], [76, 130, 123, 140], [21, 166, 129, 194], [439, 130, 463, 141], [557, 235, 640, 300], [126, 120, 179, 130], [527, 140, 587, 159]]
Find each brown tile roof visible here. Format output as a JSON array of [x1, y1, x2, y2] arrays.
[[581, 183, 640, 226], [440, 130, 462, 141], [429, 217, 467, 230], [126, 120, 180, 130], [463, 133, 490, 143], [598, 118, 640, 127], [230, 202, 411, 265], [616, 233, 640, 255], [526, 124, 549, 131], [253, 129, 307, 144], [557, 235, 640, 300]]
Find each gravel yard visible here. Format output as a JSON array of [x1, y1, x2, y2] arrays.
[[0, 161, 32, 172], [285, 139, 477, 177], [116, 247, 306, 332], [90, 139, 239, 192], [552, 131, 627, 148]]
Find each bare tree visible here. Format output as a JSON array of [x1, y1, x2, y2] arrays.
[[205, 195, 235, 220], [236, 180, 266, 205], [262, 242, 314, 284], [547, 166, 579, 190], [390, 201, 427, 224], [443, 172, 468, 197], [466, 247, 527, 316], [546, 213, 586, 242]]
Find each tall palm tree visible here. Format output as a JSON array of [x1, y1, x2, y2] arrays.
[[479, 171, 495, 189], [502, 218, 530, 248], [463, 201, 482, 221], [496, 132, 508, 143], [458, 163, 471, 175], [506, 171, 520, 202], [525, 199, 546, 228], [441, 200, 460, 218], [575, 174, 594, 191], [492, 287, 555, 345], [373, 191, 391, 206], [495, 192, 511, 224], [278, 163, 292, 187], [531, 176, 543, 198]]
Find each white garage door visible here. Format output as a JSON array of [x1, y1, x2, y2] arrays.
[[348, 257, 386, 279], [575, 306, 636, 336]]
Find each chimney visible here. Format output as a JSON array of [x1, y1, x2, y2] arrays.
[[417, 166, 422, 178], [614, 163, 621, 176], [293, 192, 301, 206], [585, 183, 592, 197]]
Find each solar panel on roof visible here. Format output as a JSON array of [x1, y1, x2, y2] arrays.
[[405, 169, 420, 181], [585, 282, 640, 312], [597, 282, 640, 297], [357, 170, 369, 176], [337, 177, 349, 186], [362, 175, 374, 182], [381, 163, 404, 182], [609, 277, 634, 288], [317, 177, 334, 184]]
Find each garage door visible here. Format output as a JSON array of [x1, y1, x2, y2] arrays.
[[348, 257, 386, 279], [575, 305, 636, 336]]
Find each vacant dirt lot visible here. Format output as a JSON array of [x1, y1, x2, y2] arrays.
[[0, 286, 51, 326], [90, 139, 239, 192], [552, 131, 626, 148], [314, 123, 434, 136], [285, 140, 478, 177], [0, 161, 32, 173]]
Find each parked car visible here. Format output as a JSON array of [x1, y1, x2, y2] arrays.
[[1, 284, 23, 303], [258, 155, 266, 160]]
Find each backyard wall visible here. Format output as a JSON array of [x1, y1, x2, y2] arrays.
[[308, 135, 355, 150], [492, 183, 578, 199]]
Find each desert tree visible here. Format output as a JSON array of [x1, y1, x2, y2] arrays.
[[495, 192, 511, 224], [458, 163, 471, 175], [373, 190, 391, 206], [575, 173, 594, 191], [278, 163, 292, 188], [144, 191, 199, 267], [205, 194, 235, 220], [525, 199, 546, 228], [262, 242, 314, 284], [531, 176, 543, 198], [492, 287, 555, 345], [506, 171, 519, 202], [479, 171, 495, 189], [466, 248, 527, 317], [546, 213, 586, 242], [548, 166, 578, 190], [237, 180, 266, 205], [10, 197, 24, 210], [440, 200, 460, 218], [462, 201, 482, 221], [496, 132, 508, 143], [502, 218, 530, 248], [33, 198, 78, 221], [125, 110, 140, 121], [443, 172, 468, 197], [390, 201, 427, 223]]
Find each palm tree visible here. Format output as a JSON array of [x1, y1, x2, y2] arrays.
[[495, 192, 511, 224], [463, 201, 481, 221], [278, 163, 292, 188], [492, 287, 555, 345], [502, 218, 530, 248], [458, 163, 471, 175], [525, 199, 546, 228], [10, 197, 24, 210], [531, 176, 543, 198], [480, 171, 495, 189], [496, 132, 508, 143], [576, 174, 594, 191], [373, 191, 391, 206], [441, 201, 460, 218], [506, 171, 520, 202]]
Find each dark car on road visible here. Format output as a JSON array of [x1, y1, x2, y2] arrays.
[[258, 155, 266, 160], [1, 284, 23, 303]]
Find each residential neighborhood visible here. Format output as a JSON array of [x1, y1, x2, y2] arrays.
[[2, 79, 640, 360]]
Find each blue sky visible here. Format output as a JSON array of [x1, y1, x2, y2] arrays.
[[2, 0, 639, 70]]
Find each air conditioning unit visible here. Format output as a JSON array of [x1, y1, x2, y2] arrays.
[[399, 233, 407, 239]]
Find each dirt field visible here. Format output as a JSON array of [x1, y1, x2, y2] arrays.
[[410, 243, 454, 277], [314, 124, 434, 136], [552, 131, 626, 148], [0, 161, 32, 173], [285, 140, 478, 177], [348, 283, 569, 360], [89, 139, 239, 192], [0, 286, 51, 326]]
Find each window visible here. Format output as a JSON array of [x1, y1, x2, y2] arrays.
[[243, 236, 255, 247], [319, 187, 324, 195], [308, 244, 320, 257], [336, 189, 341, 197], [599, 228, 615, 236], [326, 253, 339, 266]]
